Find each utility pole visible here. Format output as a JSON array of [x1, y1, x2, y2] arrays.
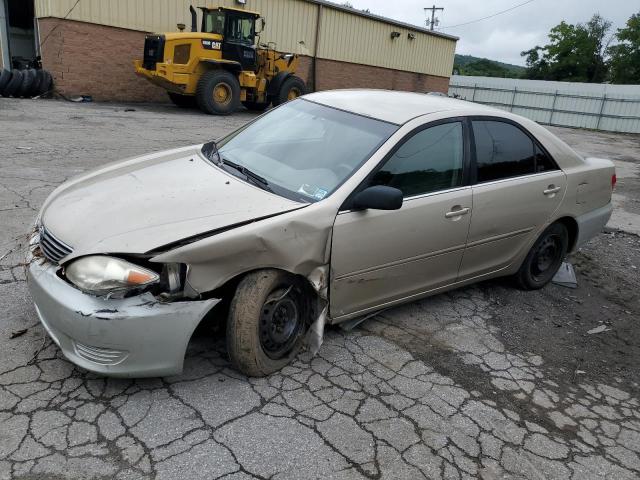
[[424, 5, 444, 30]]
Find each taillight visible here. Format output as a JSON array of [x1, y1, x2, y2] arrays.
[[612, 174, 617, 189]]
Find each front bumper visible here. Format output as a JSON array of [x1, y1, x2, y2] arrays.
[[27, 259, 219, 377]]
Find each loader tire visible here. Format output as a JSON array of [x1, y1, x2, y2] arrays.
[[17, 69, 36, 97], [167, 91, 196, 108], [227, 269, 309, 377], [0, 69, 11, 95], [242, 100, 270, 112], [196, 69, 240, 115], [4, 70, 23, 97], [272, 75, 306, 107]]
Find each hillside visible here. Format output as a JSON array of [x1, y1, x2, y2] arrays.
[[453, 54, 526, 78]]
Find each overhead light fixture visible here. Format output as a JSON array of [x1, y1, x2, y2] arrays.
[[390, 31, 401, 39]]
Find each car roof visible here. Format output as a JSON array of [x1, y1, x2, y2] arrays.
[[304, 89, 501, 125]]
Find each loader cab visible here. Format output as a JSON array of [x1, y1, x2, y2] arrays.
[[200, 7, 258, 71]]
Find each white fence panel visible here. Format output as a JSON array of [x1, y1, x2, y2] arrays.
[[448, 76, 640, 134]]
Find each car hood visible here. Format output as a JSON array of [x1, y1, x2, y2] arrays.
[[40, 145, 305, 259]]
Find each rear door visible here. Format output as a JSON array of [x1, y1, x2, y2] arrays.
[[458, 118, 566, 280], [330, 119, 472, 319]]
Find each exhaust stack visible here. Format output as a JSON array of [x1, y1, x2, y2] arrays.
[[189, 5, 197, 32]]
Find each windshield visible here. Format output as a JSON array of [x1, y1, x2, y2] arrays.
[[215, 100, 397, 202]]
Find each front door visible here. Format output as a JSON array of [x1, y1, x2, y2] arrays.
[[458, 119, 567, 280], [223, 13, 257, 70], [330, 120, 472, 319]]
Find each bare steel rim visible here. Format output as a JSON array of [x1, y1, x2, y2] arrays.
[[287, 86, 302, 101], [213, 82, 233, 106], [259, 286, 303, 359], [531, 233, 563, 282]]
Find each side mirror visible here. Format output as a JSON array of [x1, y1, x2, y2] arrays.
[[352, 185, 403, 211], [256, 18, 266, 34]]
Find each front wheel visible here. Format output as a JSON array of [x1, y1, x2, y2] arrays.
[[196, 70, 240, 115], [514, 222, 568, 290], [227, 270, 309, 376], [272, 76, 306, 107]]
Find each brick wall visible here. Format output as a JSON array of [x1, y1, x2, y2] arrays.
[[39, 18, 450, 102], [39, 18, 167, 103]]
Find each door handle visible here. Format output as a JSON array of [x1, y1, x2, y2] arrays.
[[543, 185, 562, 196], [445, 207, 470, 218]]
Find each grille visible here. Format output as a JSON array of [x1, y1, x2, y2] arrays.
[[142, 34, 165, 70], [39, 226, 73, 264], [74, 342, 128, 365]]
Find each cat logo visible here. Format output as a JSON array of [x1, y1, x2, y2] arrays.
[[201, 40, 222, 50]]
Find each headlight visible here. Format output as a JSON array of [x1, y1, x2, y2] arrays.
[[65, 256, 159, 295]]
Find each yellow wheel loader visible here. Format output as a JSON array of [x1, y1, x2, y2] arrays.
[[134, 6, 307, 115]]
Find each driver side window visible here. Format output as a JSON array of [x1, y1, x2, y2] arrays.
[[371, 122, 464, 198]]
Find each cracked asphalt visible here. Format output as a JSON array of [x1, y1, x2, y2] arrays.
[[1, 98, 640, 479]]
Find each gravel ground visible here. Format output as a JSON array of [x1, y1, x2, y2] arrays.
[[0, 98, 639, 480]]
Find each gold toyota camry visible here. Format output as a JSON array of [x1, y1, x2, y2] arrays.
[[27, 90, 616, 377]]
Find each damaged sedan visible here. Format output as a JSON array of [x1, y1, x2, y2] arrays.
[[27, 90, 615, 377]]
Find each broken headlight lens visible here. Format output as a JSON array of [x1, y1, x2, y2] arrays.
[[65, 256, 159, 294]]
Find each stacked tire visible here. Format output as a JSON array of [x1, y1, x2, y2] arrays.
[[0, 68, 52, 98]]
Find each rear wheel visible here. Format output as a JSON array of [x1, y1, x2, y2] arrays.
[[167, 91, 196, 108], [272, 75, 306, 107], [515, 222, 568, 290], [227, 270, 309, 376], [196, 70, 240, 115]]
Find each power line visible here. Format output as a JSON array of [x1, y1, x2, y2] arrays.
[[440, 0, 535, 29], [39, 0, 82, 48]]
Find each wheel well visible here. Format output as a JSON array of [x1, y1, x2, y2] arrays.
[[202, 268, 320, 324], [555, 216, 579, 252]]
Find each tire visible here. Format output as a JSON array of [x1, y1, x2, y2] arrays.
[[227, 270, 310, 376], [17, 69, 36, 97], [4, 70, 24, 97], [242, 100, 270, 112], [272, 75, 306, 107], [167, 91, 196, 108], [515, 222, 569, 290], [0, 69, 11, 95], [38, 70, 53, 95], [196, 69, 240, 115], [32, 69, 48, 96]]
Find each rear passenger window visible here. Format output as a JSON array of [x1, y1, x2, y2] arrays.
[[371, 122, 464, 197], [472, 120, 535, 182]]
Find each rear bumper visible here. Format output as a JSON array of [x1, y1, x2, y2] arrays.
[[575, 202, 613, 249], [27, 259, 219, 378]]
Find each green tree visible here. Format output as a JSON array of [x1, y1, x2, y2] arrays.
[[521, 14, 612, 82], [608, 12, 640, 84]]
